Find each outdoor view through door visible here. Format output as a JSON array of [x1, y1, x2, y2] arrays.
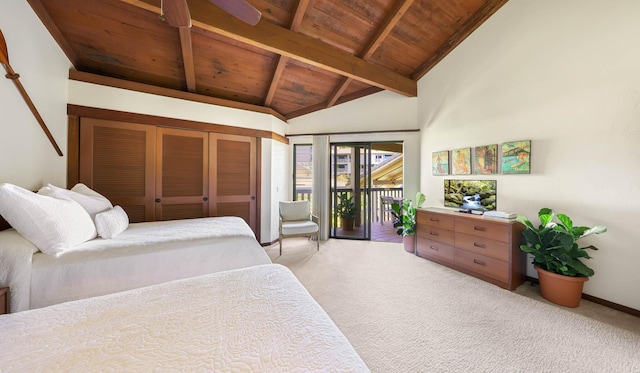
[[330, 143, 403, 242]]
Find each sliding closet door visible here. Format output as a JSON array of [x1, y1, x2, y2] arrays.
[[209, 133, 257, 235], [155, 128, 209, 221], [79, 118, 156, 223]]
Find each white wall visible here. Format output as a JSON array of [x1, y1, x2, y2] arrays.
[[418, 0, 640, 310], [287, 90, 418, 135], [0, 0, 72, 189]]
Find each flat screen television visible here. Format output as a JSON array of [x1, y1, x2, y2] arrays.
[[444, 179, 497, 211]]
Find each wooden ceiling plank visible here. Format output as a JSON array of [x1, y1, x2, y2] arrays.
[[26, 0, 80, 66], [361, 0, 416, 60], [411, 0, 509, 80], [178, 27, 197, 92], [126, 0, 417, 97], [265, 0, 311, 107], [326, 0, 415, 109]]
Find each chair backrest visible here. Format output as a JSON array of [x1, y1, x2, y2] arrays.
[[279, 200, 311, 222]]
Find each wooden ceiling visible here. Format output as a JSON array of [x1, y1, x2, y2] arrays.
[[27, 0, 507, 121]]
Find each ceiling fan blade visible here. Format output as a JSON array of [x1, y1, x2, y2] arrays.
[[209, 0, 261, 26], [162, 0, 192, 28]]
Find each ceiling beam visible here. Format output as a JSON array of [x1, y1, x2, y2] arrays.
[[125, 0, 417, 97], [178, 28, 197, 92], [326, 0, 416, 108], [264, 0, 311, 107]]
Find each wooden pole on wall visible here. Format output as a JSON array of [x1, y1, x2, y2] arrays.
[[0, 29, 63, 156]]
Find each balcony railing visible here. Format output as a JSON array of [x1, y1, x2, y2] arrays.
[[294, 187, 404, 225]]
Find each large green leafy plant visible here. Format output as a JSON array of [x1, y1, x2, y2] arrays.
[[336, 192, 356, 218], [391, 192, 425, 236], [517, 208, 607, 277]]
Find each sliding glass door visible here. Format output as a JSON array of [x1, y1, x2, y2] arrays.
[[330, 143, 372, 240]]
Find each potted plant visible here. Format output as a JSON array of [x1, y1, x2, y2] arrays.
[[517, 208, 607, 307], [391, 192, 425, 253], [336, 192, 357, 231]]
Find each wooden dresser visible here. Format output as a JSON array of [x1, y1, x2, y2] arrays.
[[416, 207, 526, 290]]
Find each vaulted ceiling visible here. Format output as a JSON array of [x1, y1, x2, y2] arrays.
[[27, 0, 507, 122]]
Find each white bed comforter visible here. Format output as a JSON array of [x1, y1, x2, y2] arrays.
[[0, 216, 270, 312], [0, 264, 370, 372]]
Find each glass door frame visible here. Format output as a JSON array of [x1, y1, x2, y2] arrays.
[[330, 142, 372, 240]]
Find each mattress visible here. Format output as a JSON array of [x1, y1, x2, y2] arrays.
[[0, 264, 370, 372], [1, 216, 271, 312]]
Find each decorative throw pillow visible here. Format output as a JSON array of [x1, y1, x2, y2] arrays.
[[94, 206, 129, 239], [0, 183, 97, 256], [39, 183, 113, 220]]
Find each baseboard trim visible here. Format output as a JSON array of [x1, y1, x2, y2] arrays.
[[525, 276, 640, 317], [261, 239, 279, 247]]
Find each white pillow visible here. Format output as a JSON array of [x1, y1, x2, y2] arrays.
[[39, 183, 113, 219], [0, 183, 97, 256], [95, 206, 129, 239]]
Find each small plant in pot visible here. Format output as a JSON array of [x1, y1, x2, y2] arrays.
[[391, 192, 425, 253], [517, 208, 607, 307], [336, 192, 357, 231]]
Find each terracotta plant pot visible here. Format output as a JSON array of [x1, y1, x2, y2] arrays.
[[340, 217, 354, 231], [403, 235, 416, 253], [535, 266, 588, 308]]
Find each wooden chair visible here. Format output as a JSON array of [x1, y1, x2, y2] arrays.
[[279, 200, 319, 255]]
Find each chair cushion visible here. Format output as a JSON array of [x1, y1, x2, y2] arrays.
[[279, 201, 311, 221], [281, 220, 319, 235]]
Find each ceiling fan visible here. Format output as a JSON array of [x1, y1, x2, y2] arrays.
[[159, 0, 261, 92], [160, 0, 261, 28]]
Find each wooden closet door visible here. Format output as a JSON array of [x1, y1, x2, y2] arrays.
[[156, 128, 209, 221], [79, 118, 156, 223], [209, 133, 257, 234]]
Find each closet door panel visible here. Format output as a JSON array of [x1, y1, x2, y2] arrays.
[[79, 118, 156, 223], [209, 133, 257, 234], [156, 128, 209, 221]]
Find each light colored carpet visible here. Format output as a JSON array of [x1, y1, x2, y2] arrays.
[[266, 238, 640, 373]]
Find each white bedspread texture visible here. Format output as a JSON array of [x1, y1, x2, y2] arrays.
[[0, 264, 370, 372], [1, 216, 265, 312]]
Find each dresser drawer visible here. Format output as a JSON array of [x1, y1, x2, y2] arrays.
[[455, 232, 510, 261], [418, 210, 455, 230], [454, 249, 509, 284], [417, 239, 455, 262], [417, 224, 454, 245], [455, 218, 510, 242]]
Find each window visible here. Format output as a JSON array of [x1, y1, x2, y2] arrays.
[[293, 144, 312, 202]]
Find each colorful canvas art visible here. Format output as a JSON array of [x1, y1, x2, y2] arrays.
[[501, 140, 531, 174], [451, 148, 471, 175], [473, 144, 498, 174], [432, 150, 449, 175]]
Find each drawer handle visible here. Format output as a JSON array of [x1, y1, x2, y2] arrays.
[[473, 242, 486, 248], [429, 245, 439, 251], [429, 218, 439, 222], [429, 231, 439, 237], [473, 259, 486, 266], [473, 226, 486, 232]]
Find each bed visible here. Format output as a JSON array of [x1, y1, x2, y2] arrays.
[[0, 183, 271, 313], [0, 264, 370, 372], [0, 216, 271, 313]]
